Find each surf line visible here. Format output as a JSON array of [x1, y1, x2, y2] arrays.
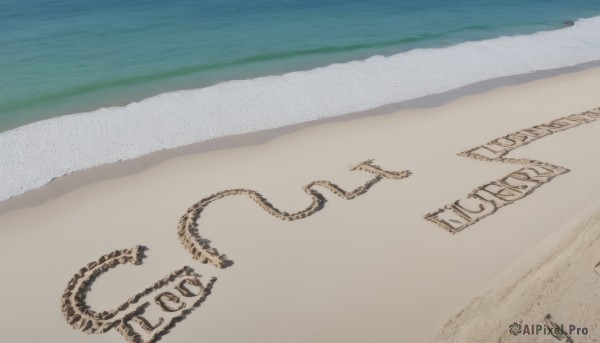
[[424, 108, 600, 233], [61, 159, 410, 343]]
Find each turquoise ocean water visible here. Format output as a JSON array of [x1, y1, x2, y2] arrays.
[[3, 0, 600, 202], [2, 0, 600, 131]]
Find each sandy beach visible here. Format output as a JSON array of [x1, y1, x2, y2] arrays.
[[2, 65, 600, 342]]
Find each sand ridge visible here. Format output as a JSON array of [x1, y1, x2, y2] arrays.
[[434, 209, 600, 342]]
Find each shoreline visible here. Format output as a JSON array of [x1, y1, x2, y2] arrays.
[[3, 16, 600, 206], [3, 59, 600, 216]]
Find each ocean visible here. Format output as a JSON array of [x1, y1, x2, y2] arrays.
[[2, 0, 600, 201]]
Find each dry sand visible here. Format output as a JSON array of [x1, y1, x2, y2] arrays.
[[435, 205, 600, 343], [2, 66, 600, 342]]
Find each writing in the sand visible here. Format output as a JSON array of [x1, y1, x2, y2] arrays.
[[62, 160, 411, 342], [424, 109, 600, 233], [61, 107, 600, 342], [61, 245, 216, 343]]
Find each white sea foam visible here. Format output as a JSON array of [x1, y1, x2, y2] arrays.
[[2, 16, 600, 202]]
